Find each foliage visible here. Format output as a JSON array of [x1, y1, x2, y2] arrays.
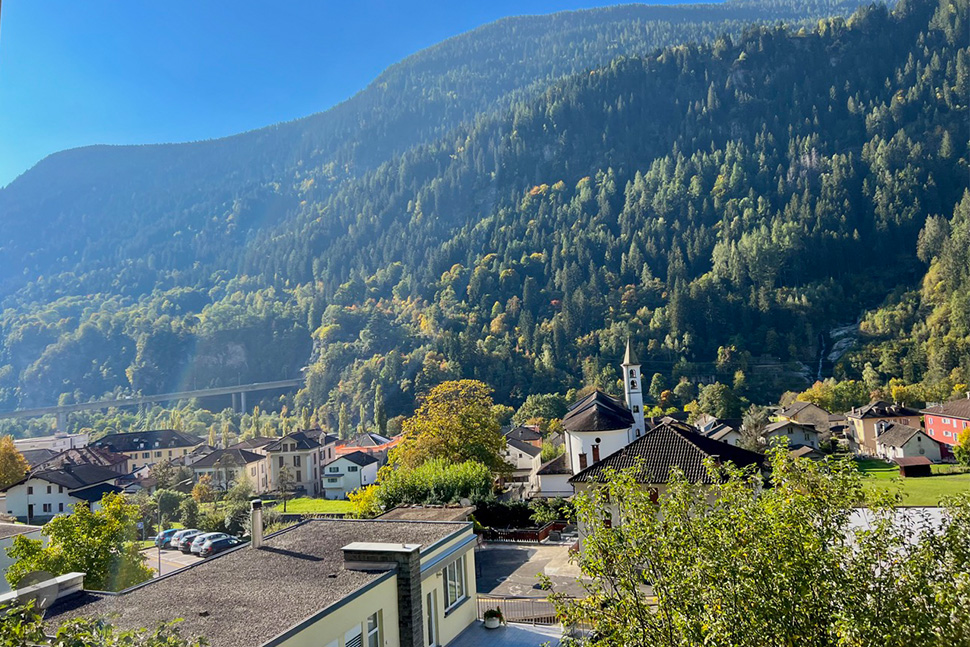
[[552, 448, 970, 646], [350, 459, 493, 518], [0, 601, 207, 646], [955, 430, 970, 468], [512, 393, 568, 428], [190, 476, 214, 505], [153, 488, 187, 525], [740, 404, 768, 451], [178, 498, 200, 529], [5, 493, 154, 592], [0, 436, 27, 491], [276, 466, 294, 511], [540, 439, 565, 463], [696, 382, 743, 419], [529, 497, 575, 525], [796, 378, 872, 413], [391, 380, 507, 473]]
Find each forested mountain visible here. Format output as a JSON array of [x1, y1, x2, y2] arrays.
[[0, 0, 965, 436]]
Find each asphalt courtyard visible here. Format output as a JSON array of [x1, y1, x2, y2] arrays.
[[142, 546, 205, 576], [474, 544, 587, 598]]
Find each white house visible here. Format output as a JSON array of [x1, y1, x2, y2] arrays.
[[264, 431, 329, 497], [535, 453, 573, 499], [0, 523, 44, 593], [764, 420, 820, 449], [1, 464, 122, 523], [875, 422, 943, 463], [322, 451, 379, 499], [14, 433, 89, 454], [503, 437, 542, 495]]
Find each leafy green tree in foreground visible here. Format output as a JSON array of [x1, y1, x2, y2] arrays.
[[550, 449, 970, 647], [0, 601, 207, 646], [5, 493, 153, 592]]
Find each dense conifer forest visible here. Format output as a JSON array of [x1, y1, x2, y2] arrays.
[[0, 0, 966, 436]]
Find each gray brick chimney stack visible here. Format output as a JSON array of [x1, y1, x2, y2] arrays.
[[343, 542, 424, 647]]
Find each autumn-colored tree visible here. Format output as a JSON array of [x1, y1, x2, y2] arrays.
[[0, 435, 28, 490], [391, 380, 508, 473], [191, 475, 214, 505]]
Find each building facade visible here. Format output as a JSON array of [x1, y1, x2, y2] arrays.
[[922, 395, 970, 448], [844, 401, 921, 455], [92, 429, 203, 472], [322, 451, 379, 499]]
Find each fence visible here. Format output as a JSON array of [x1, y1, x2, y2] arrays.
[[481, 520, 571, 543], [476, 596, 560, 625], [279, 512, 347, 523]]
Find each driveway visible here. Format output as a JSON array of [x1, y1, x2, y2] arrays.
[[474, 544, 587, 598], [142, 547, 203, 576]]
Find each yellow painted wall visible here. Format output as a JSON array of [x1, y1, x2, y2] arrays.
[[419, 528, 477, 647], [275, 574, 400, 647]]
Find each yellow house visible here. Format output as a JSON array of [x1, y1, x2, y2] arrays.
[[92, 429, 204, 472], [844, 401, 921, 455], [43, 516, 478, 647]]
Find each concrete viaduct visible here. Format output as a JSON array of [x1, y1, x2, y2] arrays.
[[0, 378, 303, 430]]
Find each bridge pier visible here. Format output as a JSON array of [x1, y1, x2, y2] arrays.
[[231, 393, 239, 413], [240, 391, 247, 415], [56, 411, 67, 432]]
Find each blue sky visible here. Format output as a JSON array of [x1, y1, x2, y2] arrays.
[[0, 1, 693, 187]]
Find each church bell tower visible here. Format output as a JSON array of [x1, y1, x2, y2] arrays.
[[622, 338, 645, 442]]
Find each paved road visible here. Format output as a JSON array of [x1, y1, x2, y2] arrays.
[[474, 544, 587, 598], [142, 547, 204, 576]]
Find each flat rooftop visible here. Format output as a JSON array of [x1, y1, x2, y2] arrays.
[[378, 505, 476, 522], [46, 519, 468, 647], [0, 522, 42, 540]]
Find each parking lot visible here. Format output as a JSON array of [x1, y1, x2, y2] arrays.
[[142, 547, 207, 576]]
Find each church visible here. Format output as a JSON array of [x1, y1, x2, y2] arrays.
[[561, 339, 645, 475]]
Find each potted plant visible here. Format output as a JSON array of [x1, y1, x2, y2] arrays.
[[483, 606, 505, 629]]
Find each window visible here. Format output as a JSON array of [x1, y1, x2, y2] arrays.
[[142, 452, 150, 459], [348, 466, 358, 472], [630, 379, 638, 389], [632, 405, 639, 413], [579, 453, 588, 470], [366, 612, 381, 647], [943, 418, 951, 425], [27, 486, 33, 495], [328, 478, 338, 483], [58, 503, 64, 512], [42, 503, 52, 513], [444, 555, 467, 610], [329, 466, 339, 473], [155, 451, 162, 458], [592, 444, 600, 463], [630, 369, 637, 378], [59, 486, 64, 493], [251, 467, 256, 476], [345, 624, 363, 647], [295, 470, 301, 482], [278, 457, 284, 467], [293, 456, 301, 467], [944, 431, 952, 437], [47, 485, 52, 494]]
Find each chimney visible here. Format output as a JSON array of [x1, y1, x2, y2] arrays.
[[343, 542, 424, 647], [250, 499, 264, 549]]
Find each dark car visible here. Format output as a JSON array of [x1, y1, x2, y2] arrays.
[[200, 536, 244, 557], [177, 529, 204, 553]]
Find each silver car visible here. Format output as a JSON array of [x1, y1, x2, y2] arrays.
[[190, 532, 228, 554], [168, 528, 199, 549]]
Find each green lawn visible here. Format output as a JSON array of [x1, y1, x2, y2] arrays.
[[272, 497, 354, 514], [856, 459, 970, 506]]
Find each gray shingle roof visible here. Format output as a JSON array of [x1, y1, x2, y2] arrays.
[[504, 426, 542, 442], [845, 400, 920, 419], [191, 448, 265, 469], [264, 431, 321, 452], [507, 437, 541, 458], [875, 422, 930, 448], [536, 452, 571, 475], [570, 421, 763, 485], [93, 429, 202, 453], [922, 396, 970, 420], [10, 464, 120, 491], [341, 450, 379, 467], [563, 390, 634, 432], [45, 519, 468, 647]]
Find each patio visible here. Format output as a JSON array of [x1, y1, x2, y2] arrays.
[[449, 620, 565, 647]]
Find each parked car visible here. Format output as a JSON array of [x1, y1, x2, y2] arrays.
[[200, 536, 244, 557], [190, 532, 228, 555], [177, 530, 204, 553], [154, 528, 179, 548], [167, 529, 198, 549]]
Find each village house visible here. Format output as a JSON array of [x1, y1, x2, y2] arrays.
[[921, 394, 970, 448], [535, 453, 573, 499], [35, 446, 129, 475], [38, 509, 479, 647], [874, 422, 943, 463], [763, 420, 820, 449], [92, 429, 203, 472], [844, 401, 921, 455], [13, 432, 89, 454], [192, 448, 269, 493], [0, 522, 43, 594], [264, 431, 329, 497], [336, 431, 400, 466], [503, 425, 543, 449], [322, 450, 380, 499], [700, 419, 743, 446], [502, 437, 542, 496], [776, 400, 832, 432], [1, 464, 123, 523]]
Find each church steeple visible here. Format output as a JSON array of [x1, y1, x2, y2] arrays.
[[621, 338, 645, 442]]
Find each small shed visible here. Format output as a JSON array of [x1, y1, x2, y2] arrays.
[[894, 456, 932, 478]]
